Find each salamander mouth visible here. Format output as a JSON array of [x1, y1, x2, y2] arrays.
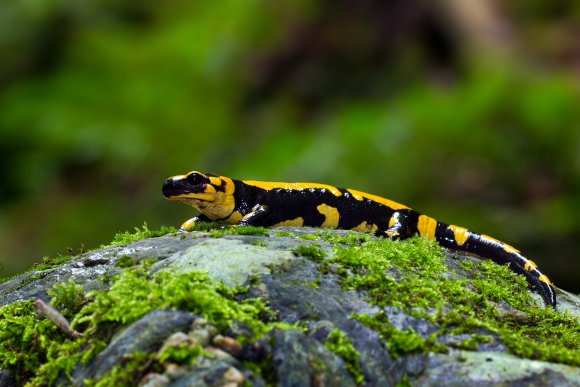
[[162, 176, 214, 201]]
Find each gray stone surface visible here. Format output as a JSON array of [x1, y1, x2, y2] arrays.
[[1, 227, 579, 386]]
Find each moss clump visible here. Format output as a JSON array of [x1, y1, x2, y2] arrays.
[[32, 255, 73, 271], [74, 268, 277, 335], [183, 220, 269, 238], [208, 225, 269, 238], [274, 231, 295, 237], [156, 342, 204, 365], [462, 261, 580, 365], [106, 223, 178, 247], [325, 328, 364, 384], [48, 279, 86, 318], [86, 351, 154, 387], [318, 230, 372, 246], [353, 311, 447, 358], [0, 262, 289, 385], [292, 245, 327, 262], [188, 221, 224, 232], [115, 255, 137, 268], [298, 233, 319, 241], [324, 234, 580, 366]]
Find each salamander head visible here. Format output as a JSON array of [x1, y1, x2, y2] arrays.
[[162, 171, 236, 219]]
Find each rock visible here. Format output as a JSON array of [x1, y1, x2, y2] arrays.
[[169, 362, 245, 387], [74, 309, 197, 383], [212, 335, 242, 358], [139, 372, 170, 387], [0, 227, 578, 386], [271, 329, 357, 387], [417, 351, 580, 387]]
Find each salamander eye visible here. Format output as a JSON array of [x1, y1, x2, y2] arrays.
[[186, 172, 205, 186]]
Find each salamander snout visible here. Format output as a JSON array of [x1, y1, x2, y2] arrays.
[[162, 178, 178, 198]]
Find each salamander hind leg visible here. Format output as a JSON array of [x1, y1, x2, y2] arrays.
[[236, 205, 270, 227], [524, 269, 556, 307], [375, 211, 413, 241]]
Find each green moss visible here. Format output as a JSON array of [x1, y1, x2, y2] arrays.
[[325, 235, 580, 366], [274, 231, 295, 237], [115, 255, 137, 268], [188, 221, 224, 232], [74, 268, 281, 336], [298, 233, 319, 241], [87, 351, 154, 387], [182, 220, 270, 238], [325, 328, 364, 384], [32, 255, 73, 271], [0, 260, 290, 385], [106, 223, 178, 247], [291, 245, 327, 263], [305, 278, 321, 289], [0, 297, 101, 386], [19, 272, 48, 286], [353, 312, 446, 359], [250, 240, 267, 247], [319, 230, 373, 246], [156, 342, 204, 365], [396, 374, 412, 387], [208, 225, 270, 238], [48, 279, 86, 318]]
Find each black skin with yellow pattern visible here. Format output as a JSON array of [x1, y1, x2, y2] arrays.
[[162, 171, 556, 307]]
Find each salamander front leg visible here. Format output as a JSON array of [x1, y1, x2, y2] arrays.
[[236, 205, 270, 227], [180, 214, 212, 231]]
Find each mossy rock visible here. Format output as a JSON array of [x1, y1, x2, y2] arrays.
[[0, 225, 579, 386]]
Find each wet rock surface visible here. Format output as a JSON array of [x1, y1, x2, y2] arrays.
[[1, 227, 579, 386]]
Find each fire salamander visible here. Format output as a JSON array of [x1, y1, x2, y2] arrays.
[[162, 171, 556, 307]]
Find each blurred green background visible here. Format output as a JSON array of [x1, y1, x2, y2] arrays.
[[0, 1, 579, 292]]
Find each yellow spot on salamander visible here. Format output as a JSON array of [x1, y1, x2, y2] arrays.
[[352, 221, 378, 232], [388, 216, 397, 229], [347, 189, 409, 211], [538, 274, 552, 285], [273, 217, 304, 227], [317, 204, 339, 228], [417, 215, 437, 240], [226, 211, 243, 224], [524, 260, 538, 271], [243, 181, 343, 197], [449, 225, 469, 246], [209, 176, 223, 186]]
